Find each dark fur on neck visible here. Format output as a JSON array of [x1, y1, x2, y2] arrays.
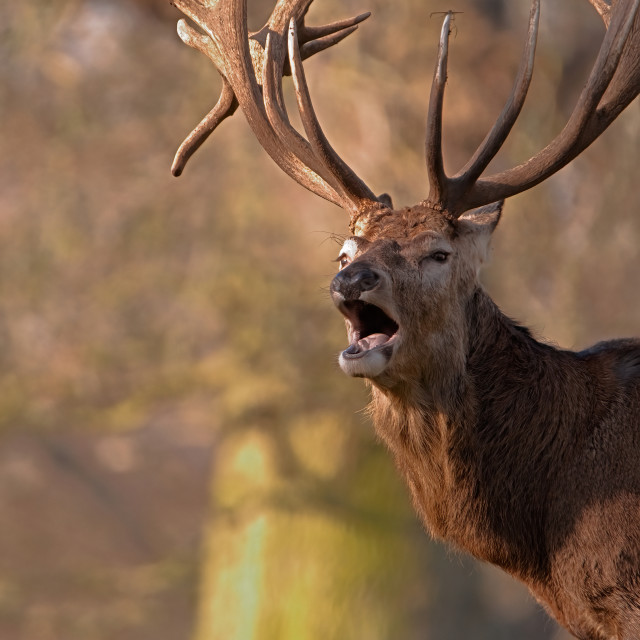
[[369, 287, 640, 631]]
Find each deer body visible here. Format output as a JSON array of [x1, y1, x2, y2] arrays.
[[170, 0, 640, 637]]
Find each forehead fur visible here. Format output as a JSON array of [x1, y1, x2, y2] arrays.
[[351, 202, 456, 241]]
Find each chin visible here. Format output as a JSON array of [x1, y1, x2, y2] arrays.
[[338, 347, 392, 378]]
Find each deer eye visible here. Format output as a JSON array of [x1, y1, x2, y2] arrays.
[[338, 254, 351, 269], [426, 251, 450, 263]]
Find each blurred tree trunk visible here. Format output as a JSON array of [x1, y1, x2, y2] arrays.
[[192, 427, 423, 640], [185, 183, 429, 639]]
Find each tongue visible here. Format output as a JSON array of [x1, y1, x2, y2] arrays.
[[344, 333, 391, 356], [357, 333, 390, 351]]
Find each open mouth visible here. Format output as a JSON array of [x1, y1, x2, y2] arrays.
[[339, 300, 400, 360]]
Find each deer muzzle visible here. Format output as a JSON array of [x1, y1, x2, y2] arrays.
[[330, 265, 380, 300], [330, 265, 399, 378]]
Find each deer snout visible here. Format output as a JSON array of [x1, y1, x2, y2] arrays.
[[331, 265, 381, 302]]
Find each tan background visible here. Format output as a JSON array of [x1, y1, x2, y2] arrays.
[[1, 1, 638, 638]]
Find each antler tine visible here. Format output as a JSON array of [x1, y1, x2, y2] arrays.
[[171, 0, 373, 207], [261, 20, 353, 203], [171, 14, 232, 177], [172, 78, 238, 177], [288, 18, 382, 210], [589, 0, 612, 25], [452, 0, 540, 192], [450, 0, 640, 214], [424, 12, 453, 209], [300, 23, 362, 59], [299, 12, 371, 42], [259, 0, 379, 210], [591, 0, 640, 124], [235, 0, 357, 205]]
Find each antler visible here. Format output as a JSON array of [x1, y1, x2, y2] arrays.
[[171, 0, 387, 217], [425, 0, 640, 217]]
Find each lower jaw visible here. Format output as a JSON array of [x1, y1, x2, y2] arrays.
[[339, 348, 392, 378]]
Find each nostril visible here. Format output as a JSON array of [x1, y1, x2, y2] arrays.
[[330, 271, 347, 295], [331, 265, 380, 300], [354, 269, 380, 291]]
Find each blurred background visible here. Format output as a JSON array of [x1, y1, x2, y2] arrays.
[[1, 0, 638, 638]]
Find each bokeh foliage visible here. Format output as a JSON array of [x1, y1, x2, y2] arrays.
[[1, 0, 638, 639]]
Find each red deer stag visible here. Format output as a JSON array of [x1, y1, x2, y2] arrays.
[[170, 0, 640, 638]]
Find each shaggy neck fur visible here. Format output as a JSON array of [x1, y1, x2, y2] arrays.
[[369, 287, 604, 587]]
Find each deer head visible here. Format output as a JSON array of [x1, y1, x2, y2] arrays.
[[330, 202, 503, 386]]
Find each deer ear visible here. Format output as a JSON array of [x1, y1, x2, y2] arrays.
[[455, 201, 503, 264], [457, 200, 503, 235]]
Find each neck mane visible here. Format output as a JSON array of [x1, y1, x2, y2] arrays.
[[368, 287, 595, 586]]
